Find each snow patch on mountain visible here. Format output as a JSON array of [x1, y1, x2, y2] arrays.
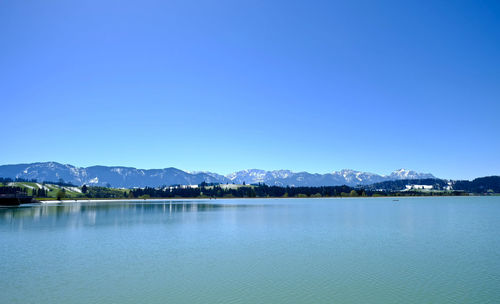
[[0, 162, 437, 188]]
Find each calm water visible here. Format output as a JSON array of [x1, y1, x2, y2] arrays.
[[1, 197, 500, 303]]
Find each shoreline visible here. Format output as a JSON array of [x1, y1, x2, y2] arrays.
[[38, 195, 479, 204], [39, 198, 218, 204]]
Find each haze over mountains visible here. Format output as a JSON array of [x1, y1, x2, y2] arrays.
[[0, 162, 436, 188]]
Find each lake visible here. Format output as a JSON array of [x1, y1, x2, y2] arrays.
[[1, 197, 499, 303]]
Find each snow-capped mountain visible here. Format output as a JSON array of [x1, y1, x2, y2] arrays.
[[226, 169, 294, 184], [0, 162, 230, 188], [0, 162, 436, 188], [225, 168, 435, 187], [388, 168, 435, 180]]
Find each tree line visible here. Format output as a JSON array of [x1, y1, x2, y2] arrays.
[[0, 177, 76, 187], [452, 176, 500, 193], [363, 178, 449, 191], [0, 186, 49, 197], [128, 184, 466, 199]]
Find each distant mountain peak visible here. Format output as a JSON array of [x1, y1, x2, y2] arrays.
[[389, 168, 434, 179], [0, 162, 437, 188]]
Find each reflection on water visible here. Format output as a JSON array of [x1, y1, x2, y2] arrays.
[[0, 201, 266, 230]]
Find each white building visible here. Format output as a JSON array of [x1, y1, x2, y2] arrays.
[[405, 185, 433, 190]]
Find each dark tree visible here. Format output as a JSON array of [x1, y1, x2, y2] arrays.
[[56, 189, 66, 200]]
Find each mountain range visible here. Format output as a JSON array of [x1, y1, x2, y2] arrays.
[[0, 162, 436, 188]]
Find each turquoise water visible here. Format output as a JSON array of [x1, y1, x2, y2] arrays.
[[1, 197, 500, 303]]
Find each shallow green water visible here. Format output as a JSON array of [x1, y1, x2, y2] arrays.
[[1, 197, 499, 303]]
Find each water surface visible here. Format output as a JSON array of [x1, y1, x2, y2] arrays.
[[1, 197, 499, 303]]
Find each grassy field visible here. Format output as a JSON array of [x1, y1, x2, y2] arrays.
[[0, 182, 128, 199]]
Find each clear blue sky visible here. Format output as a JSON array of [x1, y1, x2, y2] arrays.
[[1, 0, 499, 179]]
